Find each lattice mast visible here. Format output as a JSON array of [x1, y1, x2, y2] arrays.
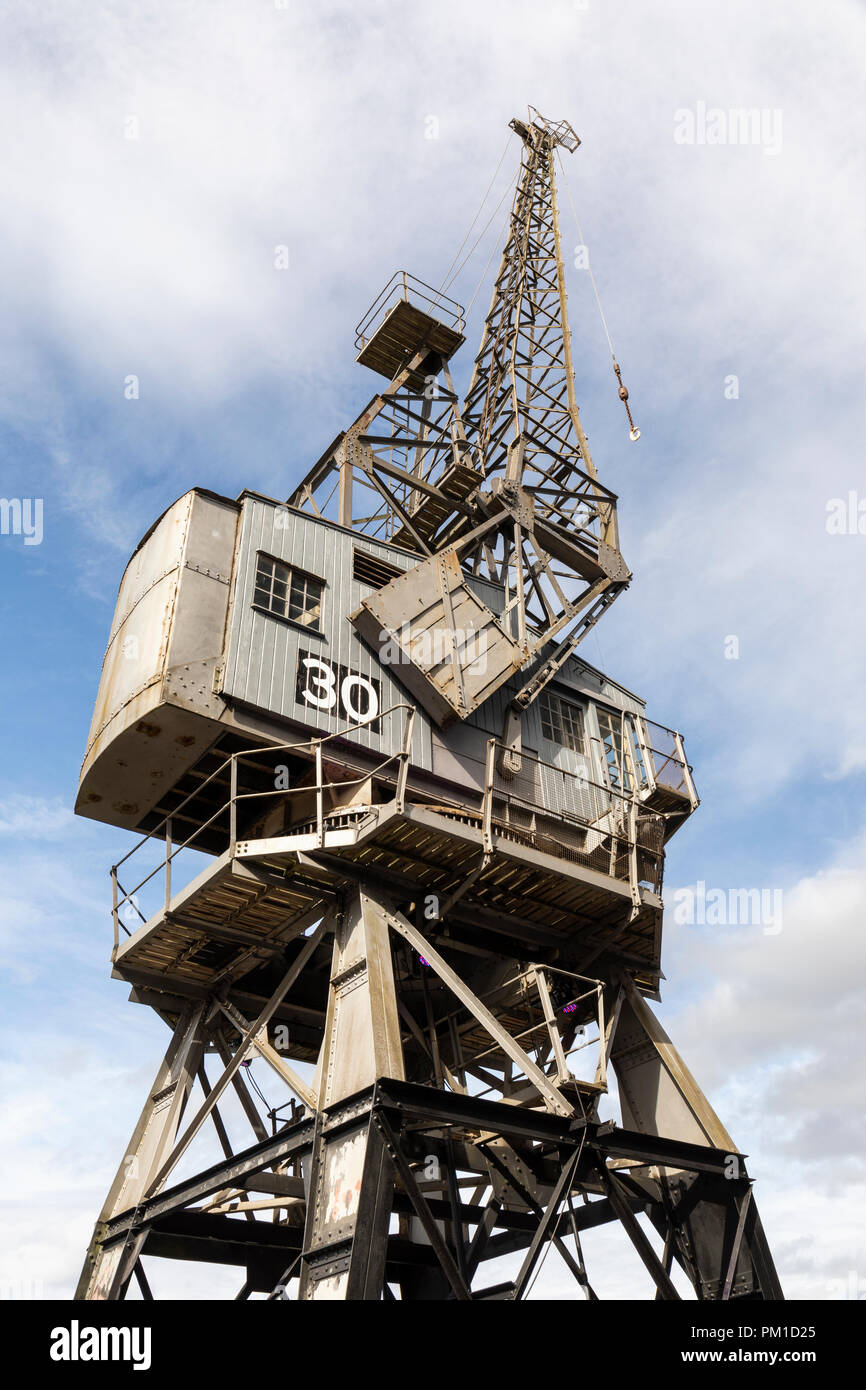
[[453, 109, 631, 716], [462, 112, 608, 533], [290, 112, 630, 732]]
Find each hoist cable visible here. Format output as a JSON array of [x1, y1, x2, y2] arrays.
[[464, 201, 511, 318], [242, 1061, 269, 1110], [435, 132, 513, 303], [557, 150, 641, 441], [440, 177, 514, 300], [556, 150, 615, 358]]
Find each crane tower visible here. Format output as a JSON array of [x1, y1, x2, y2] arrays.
[[74, 111, 781, 1302]]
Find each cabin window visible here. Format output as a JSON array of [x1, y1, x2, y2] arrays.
[[254, 553, 323, 630], [539, 691, 586, 753], [596, 708, 633, 793]]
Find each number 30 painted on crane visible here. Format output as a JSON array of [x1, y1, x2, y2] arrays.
[[296, 651, 380, 726]]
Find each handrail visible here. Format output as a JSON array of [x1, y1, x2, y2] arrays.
[[589, 712, 694, 800], [110, 703, 416, 949], [109, 706, 672, 953], [112, 702, 417, 873], [355, 271, 466, 351], [481, 738, 665, 905], [485, 738, 642, 822], [457, 962, 607, 1095]]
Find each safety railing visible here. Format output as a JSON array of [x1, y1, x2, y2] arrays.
[[354, 271, 466, 351], [590, 711, 696, 807], [110, 704, 416, 957], [481, 739, 664, 903], [526, 106, 581, 154], [638, 719, 698, 805], [109, 709, 673, 957], [434, 962, 609, 1094]]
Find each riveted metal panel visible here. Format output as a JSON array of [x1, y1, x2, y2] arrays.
[[351, 550, 528, 726], [83, 492, 192, 765], [77, 489, 240, 827], [220, 498, 650, 789], [221, 499, 435, 767]]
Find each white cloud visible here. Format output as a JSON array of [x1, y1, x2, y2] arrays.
[[663, 832, 866, 1110], [1, 0, 864, 1301], [644, 831, 866, 1297], [0, 794, 74, 838]]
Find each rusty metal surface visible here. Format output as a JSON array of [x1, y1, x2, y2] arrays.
[[76, 490, 239, 829]]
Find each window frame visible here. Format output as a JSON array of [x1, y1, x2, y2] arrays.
[[539, 690, 587, 754], [595, 706, 633, 793], [252, 551, 325, 633]]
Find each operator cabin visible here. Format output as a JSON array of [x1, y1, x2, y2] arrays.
[[76, 485, 696, 997]]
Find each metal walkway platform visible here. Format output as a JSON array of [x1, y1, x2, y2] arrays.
[[112, 797, 663, 1008]]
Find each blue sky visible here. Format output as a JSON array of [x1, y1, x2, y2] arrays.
[[1, 0, 864, 1299]]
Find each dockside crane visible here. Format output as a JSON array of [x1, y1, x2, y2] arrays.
[[74, 112, 782, 1303]]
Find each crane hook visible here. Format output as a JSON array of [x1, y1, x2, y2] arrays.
[[613, 360, 640, 441]]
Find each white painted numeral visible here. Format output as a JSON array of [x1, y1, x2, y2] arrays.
[[301, 657, 337, 710], [340, 673, 379, 723]]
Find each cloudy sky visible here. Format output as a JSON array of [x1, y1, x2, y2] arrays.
[[0, 0, 864, 1301]]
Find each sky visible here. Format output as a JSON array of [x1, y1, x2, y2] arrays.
[[0, 0, 864, 1301]]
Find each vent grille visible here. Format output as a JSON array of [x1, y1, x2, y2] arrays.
[[353, 548, 402, 589]]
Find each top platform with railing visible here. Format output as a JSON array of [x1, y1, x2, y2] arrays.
[[509, 108, 581, 153], [355, 272, 466, 384]]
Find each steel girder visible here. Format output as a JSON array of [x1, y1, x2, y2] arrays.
[[85, 1076, 780, 1302]]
